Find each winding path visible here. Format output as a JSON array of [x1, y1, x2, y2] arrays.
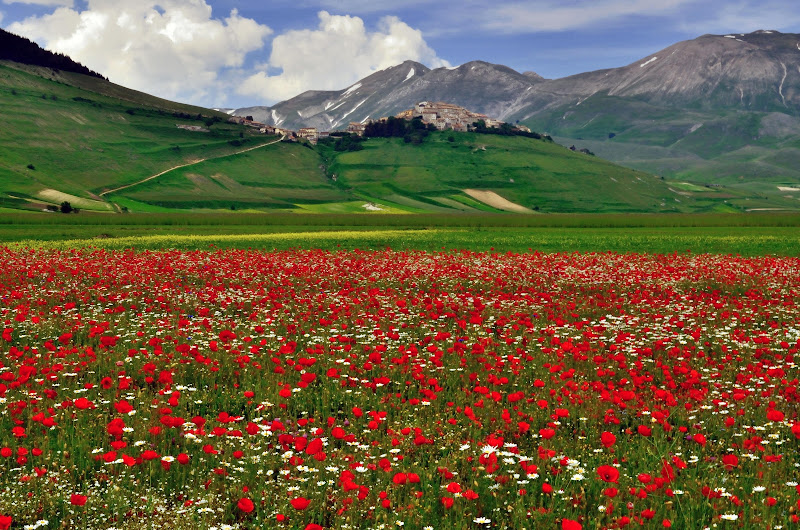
[[99, 134, 285, 197]]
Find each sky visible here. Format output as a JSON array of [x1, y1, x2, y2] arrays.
[[2, 0, 799, 109]]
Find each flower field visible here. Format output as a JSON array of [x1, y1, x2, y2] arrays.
[[0, 247, 799, 529]]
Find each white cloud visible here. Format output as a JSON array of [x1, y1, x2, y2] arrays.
[[677, 0, 800, 34], [7, 0, 272, 107], [2, 0, 73, 6], [470, 0, 696, 33], [238, 10, 448, 104]]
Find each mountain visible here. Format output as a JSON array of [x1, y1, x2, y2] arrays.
[[234, 60, 541, 131], [512, 30, 800, 115], [232, 30, 800, 203], [508, 30, 800, 200], [240, 30, 800, 131]]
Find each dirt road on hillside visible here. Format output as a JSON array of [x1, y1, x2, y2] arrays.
[[99, 134, 285, 197]]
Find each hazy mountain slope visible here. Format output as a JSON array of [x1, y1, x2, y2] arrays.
[[512, 30, 800, 118], [1, 55, 709, 214], [506, 30, 800, 201]]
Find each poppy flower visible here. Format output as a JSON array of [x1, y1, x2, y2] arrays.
[[446, 482, 462, 493], [767, 409, 785, 422], [291, 497, 310, 510], [237, 497, 254, 513], [562, 519, 582, 530], [721, 454, 739, 470], [597, 465, 619, 483], [70, 494, 88, 506], [600, 431, 616, 448]]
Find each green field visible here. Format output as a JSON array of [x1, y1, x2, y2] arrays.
[[3, 212, 800, 255]]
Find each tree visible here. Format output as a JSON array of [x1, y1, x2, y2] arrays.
[[60, 201, 73, 214]]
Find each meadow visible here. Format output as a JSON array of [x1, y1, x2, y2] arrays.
[[0, 246, 798, 530], [2, 212, 800, 255]]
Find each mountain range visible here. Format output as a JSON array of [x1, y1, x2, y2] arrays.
[[231, 30, 800, 198]]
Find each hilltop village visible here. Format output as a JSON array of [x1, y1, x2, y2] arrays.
[[229, 101, 532, 144]]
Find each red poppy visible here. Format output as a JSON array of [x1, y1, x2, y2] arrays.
[[237, 497, 254, 513], [721, 454, 739, 470], [562, 519, 582, 530], [600, 431, 616, 448], [597, 465, 619, 483], [70, 494, 88, 506], [767, 409, 785, 422], [291, 497, 310, 510]]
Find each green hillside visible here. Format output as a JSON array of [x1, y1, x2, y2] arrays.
[[0, 58, 772, 214], [0, 60, 279, 211], [323, 132, 742, 213], [520, 94, 800, 211]]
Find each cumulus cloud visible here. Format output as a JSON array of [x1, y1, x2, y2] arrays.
[[8, 0, 272, 107], [238, 11, 449, 104]]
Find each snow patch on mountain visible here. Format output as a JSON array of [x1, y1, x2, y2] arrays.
[[640, 57, 657, 68], [342, 83, 362, 97]]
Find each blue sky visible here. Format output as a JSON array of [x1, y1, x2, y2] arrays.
[[2, 0, 799, 108]]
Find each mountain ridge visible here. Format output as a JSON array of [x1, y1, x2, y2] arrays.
[[233, 30, 800, 131]]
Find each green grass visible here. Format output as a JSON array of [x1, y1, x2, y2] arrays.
[[324, 132, 698, 213], [522, 95, 800, 209], [0, 61, 270, 207], [114, 141, 347, 210], [3, 212, 800, 255], [7, 226, 800, 256]]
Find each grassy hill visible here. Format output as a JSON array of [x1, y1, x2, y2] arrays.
[[0, 60, 281, 211], [520, 93, 800, 211], [0, 58, 779, 214], [322, 132, 748, 213]]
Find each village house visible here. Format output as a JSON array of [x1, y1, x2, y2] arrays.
[[396, 102, 499, 132], [297, 127, 319, 143], [346, 122, 366, 136]]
